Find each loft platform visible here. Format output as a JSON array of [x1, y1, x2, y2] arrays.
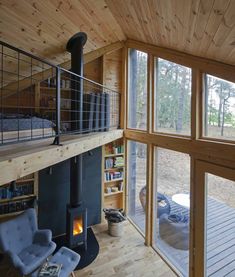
[[0, 129, 123, 186]]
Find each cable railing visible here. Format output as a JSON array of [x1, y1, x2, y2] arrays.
[[0, 40, 120, 145]]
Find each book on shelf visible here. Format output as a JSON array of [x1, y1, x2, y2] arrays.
[[105, 143, 124, 155], [104, 171, 123, 182], [113, 145, 124, 154], [105, 158, 114, 169], [114, 157, 124, 167], [119, 182, 124, 191], [105, 186, 121, 194], [0, 197, 36, 215], [0, 183, 34, 200], [105, 187, 112, 194], [38, 262, 62, 277]]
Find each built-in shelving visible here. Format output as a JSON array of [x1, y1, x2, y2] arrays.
[[0, 173, 38, 219], [104, 178, 124, 184], [104, 191, 123, 197], [104, 166, 124, 171], [102, 138, 125, 210], [104, 153, 124, 158]]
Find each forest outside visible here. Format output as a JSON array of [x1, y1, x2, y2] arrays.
[[128, 49, 235, 140], [155, 58, 192, 135], [204, 74, 235, 140]]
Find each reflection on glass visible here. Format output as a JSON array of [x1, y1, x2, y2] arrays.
[[127, 141, 147, 233], [154, 147, 190, 276], [128, 49, 148, 130], [204, 74, 235, 140], [155, 58, 192, 135], [206, 174, 235, 276]]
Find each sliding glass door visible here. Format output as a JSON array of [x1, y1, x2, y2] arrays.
[[153, 147, 191, 276], [206, 173, 235, 276], [127, 141, 147, 234], [195, 161, 235, 277]]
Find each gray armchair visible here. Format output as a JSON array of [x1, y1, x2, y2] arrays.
[[0, 208, 56, 275]]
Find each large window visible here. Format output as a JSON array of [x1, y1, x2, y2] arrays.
[[154, 147, 190, 276], [128, 49, 148, 130], [204, 74, 235, 140], [127, 141, 147, 234], [126, 47, 235, 277], [155, 58, 192, 135]]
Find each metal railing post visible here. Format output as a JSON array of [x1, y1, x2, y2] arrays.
[[53, 67, 61, 145]]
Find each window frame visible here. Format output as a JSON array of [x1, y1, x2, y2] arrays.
[[200, 73, 235, 144], [153, 57, 193, 138], [126, 48, 149, 132]]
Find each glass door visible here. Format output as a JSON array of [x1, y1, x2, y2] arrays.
[[153, 147, 191, 276], [127, 140, 147, 234], [195, 161, 235, 277]]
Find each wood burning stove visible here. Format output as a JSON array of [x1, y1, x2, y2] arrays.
[[66, 32, 88, 250], [66, 205, 87, 250]]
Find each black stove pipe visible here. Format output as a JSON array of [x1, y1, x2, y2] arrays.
[[67, 32, 87, 207]]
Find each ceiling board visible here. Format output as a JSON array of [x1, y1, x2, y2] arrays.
[[0, 0, 234, 69], [0, 0, 126, 65], [105, 0, 235, 65]]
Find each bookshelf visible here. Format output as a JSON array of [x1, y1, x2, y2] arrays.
[[0, 173, 38, 220], [102, 138, 125, 210]]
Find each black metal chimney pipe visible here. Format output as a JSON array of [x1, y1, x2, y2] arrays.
[[67, 32, 87, 207]]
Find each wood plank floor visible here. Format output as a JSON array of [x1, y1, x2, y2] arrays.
[[131, 197, 235, 277], [0, 221, 176, 277], [74, 222, 176, 277]]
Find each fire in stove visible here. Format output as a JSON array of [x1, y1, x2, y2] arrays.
[[66, 205, 87, 250], [73, 217, 83, 236]]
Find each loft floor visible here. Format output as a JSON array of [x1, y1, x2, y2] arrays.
[[0, 129, 123, 186], [75, 221, 176, 277]]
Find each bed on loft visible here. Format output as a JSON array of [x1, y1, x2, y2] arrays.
[[0, 113, 55, 143]]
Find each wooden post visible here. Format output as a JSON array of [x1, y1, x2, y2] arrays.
[[147, 54, 153, 134], [120, 46, 127, 130], [145, 143, 153, 246], [191, 69, 203, 140], [189, 156, 196, 277]]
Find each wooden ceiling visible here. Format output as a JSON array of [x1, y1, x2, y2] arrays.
[[0, 0, 235, 66], [0, 0, 125, 65], [106, 0, 235, 66]]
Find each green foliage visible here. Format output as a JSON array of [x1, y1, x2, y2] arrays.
[[156, 59, 191, 133], [207, 75, 235, 135]]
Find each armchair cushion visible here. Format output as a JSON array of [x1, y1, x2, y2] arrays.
[[33, 229, 52, 245], [0, 209, 56, 275], [5, 250, 24, 271], [0, 208, 37, 254], [18, 241, 56, 275]]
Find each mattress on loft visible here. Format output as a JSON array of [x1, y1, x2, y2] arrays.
[[0, 114, 55, 142]]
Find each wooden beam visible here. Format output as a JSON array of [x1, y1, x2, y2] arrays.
[[126, 40, 235, 83], [0, 129, 123, 185], [124, 130, 235, 168], [61, 41, 124, 71], [2, 41, 124, 98]]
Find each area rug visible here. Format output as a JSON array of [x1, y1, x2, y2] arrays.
[[54, 227, 99, 269]]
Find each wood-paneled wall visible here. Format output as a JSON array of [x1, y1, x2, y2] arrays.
[[102, 49, 122, 92], [84, 57, 102, 84]]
